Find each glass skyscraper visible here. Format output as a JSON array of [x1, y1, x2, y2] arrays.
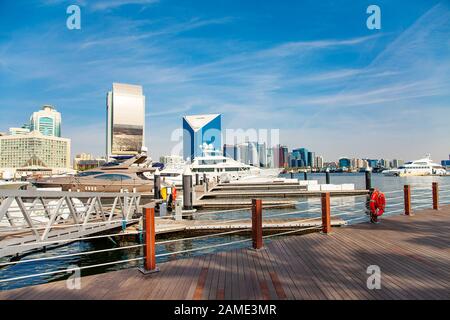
[[106, 83, 146, 160], [183, 114, 222, 161], [30, 105, 61, 137], [292, 148, 309, 167]]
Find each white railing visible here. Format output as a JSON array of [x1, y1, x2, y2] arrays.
[[0, 190, 141, 257]]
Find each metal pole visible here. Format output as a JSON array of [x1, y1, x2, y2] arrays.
[[321, 192, 331, 234], [432, 182, 439, 210], [404, 185, 411, 215], [183, 174, 193, 210], [139, 206, 159, 274], [252, 199, 263, 249], [154, 173, 161, 200], [325, 169, 330, 184], [195, 173, 199, 186], [365, 168, 372, 190]]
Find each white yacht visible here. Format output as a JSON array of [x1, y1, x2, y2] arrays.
[[382, 155, 447, 177], [191, 151, 280, 181], [0, 171, 30, 190], [159, 146, 282, 186], [0, 180, 30, 190], [159, 162, 187, 187]]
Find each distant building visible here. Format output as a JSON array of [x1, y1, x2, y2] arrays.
[[225, 141, 266, 166], [280, 146, 289, 167], [160, 155, 184, 166], [258, 143, 267, 167], [106, 83, 146, 161], [267, 148, 274, 168], [223, 144, 237, 160], [307, 151, 315, 167], [293, 148, 310, 168], [324, 161, 338, 169], [367, 159, 379, 168], [0, 130, 71, 175], [379, 159, 390, 168], [339, 157, 351, 169], [30, 105, 61, 137], [9, 127, 30, 135], [315, 155, 324, 169], [441, 160, 450, 169], [289, 150, 300, 167], [390, 159, 404, 168], [73, 153, 106, 171], [183, 114, 221, 161], [249, 142, 259, 166]]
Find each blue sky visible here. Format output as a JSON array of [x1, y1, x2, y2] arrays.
[[0, 0, 449, 162]]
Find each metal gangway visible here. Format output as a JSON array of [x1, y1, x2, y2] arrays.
[[0, 190, 141, 258]]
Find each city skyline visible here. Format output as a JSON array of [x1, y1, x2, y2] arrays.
[[0, 1, 449, 161]]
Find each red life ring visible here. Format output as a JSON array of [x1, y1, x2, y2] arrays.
[[370, 190, 386, 216], [172, 187, 177, 200]]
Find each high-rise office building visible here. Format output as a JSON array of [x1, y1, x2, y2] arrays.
[[267, 148, 274, 168], [238, 143, 249, 164], [280, 146, 289, 167], [183, 114, 221, 161], [315, 155, 324, 169], [106, 83, 146, 160], [30, 105, 61, 137], [269, 145, 280, 168], [247, 142, 259, 166], [292, 148, 309, 168], [307, 151, 315, 167], [390, 159, 404, 168], [223, 144, 237, 160], [379, 159, 390, 168], [257, 143, 267, 167]]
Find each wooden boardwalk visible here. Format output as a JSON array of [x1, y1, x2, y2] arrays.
[[1, 206, 449, 300]]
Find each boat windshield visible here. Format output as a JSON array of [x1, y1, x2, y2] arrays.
[[102, 162, 120, 167], [199, 159, 226, 165], [93, 174, 132, 181], [76, 171, 103, 177]]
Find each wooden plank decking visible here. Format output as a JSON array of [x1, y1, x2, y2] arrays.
[[1, 206, 449, 300]]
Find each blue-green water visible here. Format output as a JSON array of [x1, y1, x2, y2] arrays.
[[1, 173, 449, 290]]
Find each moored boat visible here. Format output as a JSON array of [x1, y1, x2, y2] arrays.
[[382, 155, 447, 177]]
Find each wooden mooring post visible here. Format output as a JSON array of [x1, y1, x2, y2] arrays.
[[404, 185, 412, 216], [321, 192, 331, 234], [139, 206, 159, 274], [252, 199, 263, 250], [432, 182, 439, 210]]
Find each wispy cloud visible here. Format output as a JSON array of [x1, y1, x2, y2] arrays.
[[42, 0, 159, 11]]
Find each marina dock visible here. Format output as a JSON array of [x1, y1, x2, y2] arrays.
[[193, 181, 368, 209], [148, 216, 346, 234], [1, 205, 449, 300]]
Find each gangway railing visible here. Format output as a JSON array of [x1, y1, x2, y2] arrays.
[[0, 190, 141, 258]]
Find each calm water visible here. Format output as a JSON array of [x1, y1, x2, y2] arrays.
[[1, 173, 449, 290]]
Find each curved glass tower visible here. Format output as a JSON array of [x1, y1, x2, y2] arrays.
[[30, 105, 61, 137]]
